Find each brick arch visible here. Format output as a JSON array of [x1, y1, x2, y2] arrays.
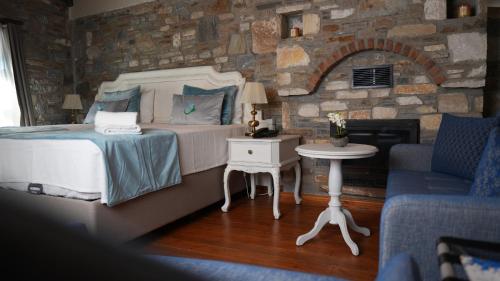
[[306, 38, 447, 93]]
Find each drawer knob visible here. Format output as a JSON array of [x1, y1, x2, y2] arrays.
[[248, 150, 253, 155]]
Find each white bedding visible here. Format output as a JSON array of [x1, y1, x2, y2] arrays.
[[0, 124, 245, 203]]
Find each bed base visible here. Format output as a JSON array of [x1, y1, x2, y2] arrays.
[[1, 166, 244, 243]]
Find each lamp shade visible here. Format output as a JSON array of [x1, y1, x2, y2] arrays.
[[62, 94, 83, 110], [241, 82, 268, 104]]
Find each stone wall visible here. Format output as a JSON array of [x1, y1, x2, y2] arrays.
[[0, 0, 72, 124], [71, 0, 488, 195], [485, 7, 500, 116]]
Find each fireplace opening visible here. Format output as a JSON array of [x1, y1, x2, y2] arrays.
[[331, 119, 420, 189]]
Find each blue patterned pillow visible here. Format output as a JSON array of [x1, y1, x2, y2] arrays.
[[431, 114, 499, 180], [183, 85, 238, 125], [101, 86, 141, 113], [469, 127, 500, 197]]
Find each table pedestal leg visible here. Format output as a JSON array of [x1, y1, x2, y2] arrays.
[[295, 159, 369, 256]]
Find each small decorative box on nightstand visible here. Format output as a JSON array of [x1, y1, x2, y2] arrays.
[[221, 135, 302, 219]]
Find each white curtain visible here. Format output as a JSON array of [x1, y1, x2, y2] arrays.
[[0, 25, 20, 127]]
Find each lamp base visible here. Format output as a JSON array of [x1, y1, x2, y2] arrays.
[[246, 105, 259, 137]]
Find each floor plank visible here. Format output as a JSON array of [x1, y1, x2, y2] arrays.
[[134, 192, 383, 281]]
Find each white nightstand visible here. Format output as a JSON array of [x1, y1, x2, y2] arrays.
[[221, 135, 302, 219]]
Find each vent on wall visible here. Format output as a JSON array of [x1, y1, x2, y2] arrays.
[[352, 65, 393, 89]]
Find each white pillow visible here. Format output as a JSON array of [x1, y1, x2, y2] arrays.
[[139, 88, 155, 123], [154, 92, 177, 123]]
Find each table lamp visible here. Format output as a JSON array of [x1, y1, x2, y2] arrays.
[[62, 94, 83, 124], [241, 82, 268, 137]]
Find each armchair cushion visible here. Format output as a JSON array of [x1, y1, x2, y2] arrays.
[[389, 144, 433, 172], [431, 113, 499, 180], [470, 127, 500, 197], [386, 170, 471, 198], [375, 253, 421, 281], [380, 194, 500, 281]]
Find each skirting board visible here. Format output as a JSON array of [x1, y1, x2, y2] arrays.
[[0, 166, 245, 243]]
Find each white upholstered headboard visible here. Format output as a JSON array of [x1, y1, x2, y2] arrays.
[[97, 66, 246, 124]]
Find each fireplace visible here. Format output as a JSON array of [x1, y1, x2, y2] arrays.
[[331, 119, 420, 188]]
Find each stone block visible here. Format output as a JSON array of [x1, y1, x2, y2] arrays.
[[278, 88, 309, 96], [303, 14, 321, 35], [424, 44, 446, 52], [420, 114, 442, 131], [331, 8, 354, 19], [325, 81, 350, 91], [396, 96, 423, 105], [320, 4, 340, 10], [372, 107, 397, 119], [277, 72, 291, 86], [336, 90, 368, 99], [320, 100, 348, 111], [173, 32, 181, 48], [86, 46, 101, 60], [129, 60, 139, 67], [199, 50, 211, 59], [474, 96, 484, 112], [394, 84, 437, 95], [212, 45, 226, 57], [159, 59, 170, 65], [467, 65, 487, 78], [369, 88, 391, 98], [373, 17, 395, 30], [251, 18, 279, 54], [441, 79, 485, 88], [447, 32, 487, 63], [191, 11, 204, 20], [198, 16, 218, 42], [447, 69, 465, 74], [228, 34, 246, 55], [349, 110, 371, 119], [298, 104, 320, 117], [412, 75, 431, 84], [416, 105, 437, 114], [86, 32, 92, 47], [218, 13, 234, 21], [276, 45, 310, 69], [215, 56, 228, 63], [240, 22, 250, 32], [282, 101, 290, 129], [276, 3, 312, 14], [424, 0, 446, 20], [438, 93, 469, 113], [387, 24, 436, 38]]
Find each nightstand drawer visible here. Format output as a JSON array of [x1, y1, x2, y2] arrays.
[[230, 142, 272, 163]]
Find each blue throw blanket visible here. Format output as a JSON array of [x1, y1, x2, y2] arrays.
[[0, 127, 181, 206]]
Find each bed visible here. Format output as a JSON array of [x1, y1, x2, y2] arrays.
[[0, 66, 247, 242]]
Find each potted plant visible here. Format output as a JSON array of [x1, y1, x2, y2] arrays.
[[327, 112, 349, 147]]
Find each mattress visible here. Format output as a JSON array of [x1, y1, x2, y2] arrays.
[[0, 124, 245, 203]]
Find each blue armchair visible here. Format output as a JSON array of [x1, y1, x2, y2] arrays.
[[379, 144, 500, 281]]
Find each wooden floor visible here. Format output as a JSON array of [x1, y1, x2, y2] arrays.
[[134, 191, 384, 281]]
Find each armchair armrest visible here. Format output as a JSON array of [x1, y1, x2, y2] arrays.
[[389, 144, 433, 172], [379, 195, 500, 281]]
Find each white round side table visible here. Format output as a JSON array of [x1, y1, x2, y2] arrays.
[[295, 143, 378, 256]]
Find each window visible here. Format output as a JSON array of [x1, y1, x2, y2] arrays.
[[0, 24, 20, 127]]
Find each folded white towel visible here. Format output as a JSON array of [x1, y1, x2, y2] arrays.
[[94, 111, 138, 128], [95, 124, 142, 135]]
